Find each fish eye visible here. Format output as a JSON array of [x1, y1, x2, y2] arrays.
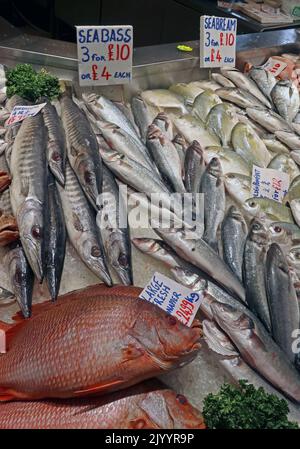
[[176, 394, 188, 405], [273, 226, 282, 233], [227, 173, 235, 179], [31, 225, 42, 239], [168, 316, 177, 326], [118, 253, 128, 267], [51, 151, 61, 162], [84, 171, 93, 184], [252, 223, 260, 231], [91, 246, 101, 257], [294, 251, 300, 259], [248, 200, 256, 208]]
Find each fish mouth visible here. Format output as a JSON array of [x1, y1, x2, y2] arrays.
[[50, 165, 65, 187], [21, 237, 44, 282]]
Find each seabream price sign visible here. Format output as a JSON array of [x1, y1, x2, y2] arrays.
[[76, 25, 133, 86], [200, 15, 237, 68]]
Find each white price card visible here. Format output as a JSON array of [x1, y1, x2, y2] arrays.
[[76, 25, 133, 87], [7, 103, 47, 126], [200, 15, 237, 68], [139, 272, 202, 327], [251, 165, 290, 203], [261, 57, 287, 77]]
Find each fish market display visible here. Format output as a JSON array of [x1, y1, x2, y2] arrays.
[[0, 379, 205, 429], [0, 285, 201, 401]]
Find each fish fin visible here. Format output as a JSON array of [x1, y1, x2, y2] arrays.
[[0, 320, 27, 353], [73, 379, 124, 397]]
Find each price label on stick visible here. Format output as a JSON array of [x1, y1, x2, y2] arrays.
[[200, 15, 237, 68], [139, 272, 202, 327], [76, 25, 133, 86], [251, 165, 290, 203]]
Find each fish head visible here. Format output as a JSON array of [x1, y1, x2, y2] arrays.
[[267, 243, 289, 275], [48, 148, 65, 186], [210, 302, 254, 339], [287, 246, 300, 273], [243, 198, 262, 218], [227, 205, 246, 226], [202, 319, 238, 357], [139, 390, 205, 429], [171, 266, 208, 292], [269, 222, 290, 245], [225, 173, 250, 195], [81, 236, 112, 286], [153, 112, 173, 134], [82, 92, 98, 104], [132, 305, 201, 369], [108, 234, 132, 285], [206, 157, 222, 178], [249, 218, 269, 246], [17, 198, 44, 282], [75, 155, 99, 208]]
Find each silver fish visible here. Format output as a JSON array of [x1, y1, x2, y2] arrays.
[[215, 87, 265, 109], [266, 243, 299, 362], [243, 197, 294, 223], [131, 96, 153, 143], [269, 222, 300, 253], [291, 199, 300, 228], [205, 147, 251, 176], [271, 80, 300, 123], [147, 124, 186, 193], [192, 89, 222, 122], [169, 82, 204, 105], [231, 122, 271, 168], [57, 163, 112, 286], [170, 113, 220, 148], [173, 134, 188, 170], [246, 107, 293, 134], [275, 131, 300, 151], [221, 205, 247, 283], [10, 114, 47, 282], [42, 101, 66, 186], [249, 67, 277, 101], [262, 135, 290, 155], [211, 301, 300, 404], [141, 89, 187, 114], [220, 67, 272, 108], [97, 166, 132, 285], [4, 242, 34, 318], [184, 141, 205, 193], [202, 319, 300, 424], [243, 219, 271, 331], [206, 103, 238, 147], [60, 94, 102, 210], [200, 158, 225, 253], [152, 225, 245, 301], [83, 93, 141, 142], [211, 73, 235, 88], [44, 172, 66, 301], [224, 173, 251, 205], [152, 112, 174, 141]]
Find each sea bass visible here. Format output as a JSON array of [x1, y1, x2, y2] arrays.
[[0, 284, 201, 401], [0, 379, 205, 429]]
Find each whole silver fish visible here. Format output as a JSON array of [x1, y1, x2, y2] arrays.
[[268, 153, 299, 182], [200, 158, 225, 253], [131, 96, 152, 143], [249, 67, 277, 101], [243, 219, 271, 332], [146, 124, 186, 193], [271, 80, 300, 123], [221, 205, 247, 283], [206, 103, 238, 147], [97, 165, 132, 285], [10, 114, 47, 282], [4, 242, 34, 318], [152, 225, 245, 301], [192, 89, 222, 122], [215, 87, 265, 109], [266, 243, 299, 363], [44, 172, 66, 301], [57, 163, 112, 286], [42, 101, 66, 186], [83, 93, 140, 142], [246, 107, 293, 134], [211, 301, 300, 404], [60, 94, 102, 210], [202, 319, 300, 424], [184, 141, 204, 193], [220, 67, 272, 108]]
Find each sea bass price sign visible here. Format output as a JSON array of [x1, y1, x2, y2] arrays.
[[76, 25, 133, 86], [200, 15, 237, 68]]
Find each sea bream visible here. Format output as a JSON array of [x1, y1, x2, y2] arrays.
[[0, 379, 205, 429], [10, 113, 47, 282], [60, 94, 102, 210], [57, 163, 112, 286], [0, 284, 201, 401]]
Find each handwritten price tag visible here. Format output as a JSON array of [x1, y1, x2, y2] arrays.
[[76, 25, 133, 87], [200, 15, 237, 68], [139, 272, 202, 327], [6, 103, 46, 126], [262, 57, 287, 77], [251, 165, 290, 203]]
